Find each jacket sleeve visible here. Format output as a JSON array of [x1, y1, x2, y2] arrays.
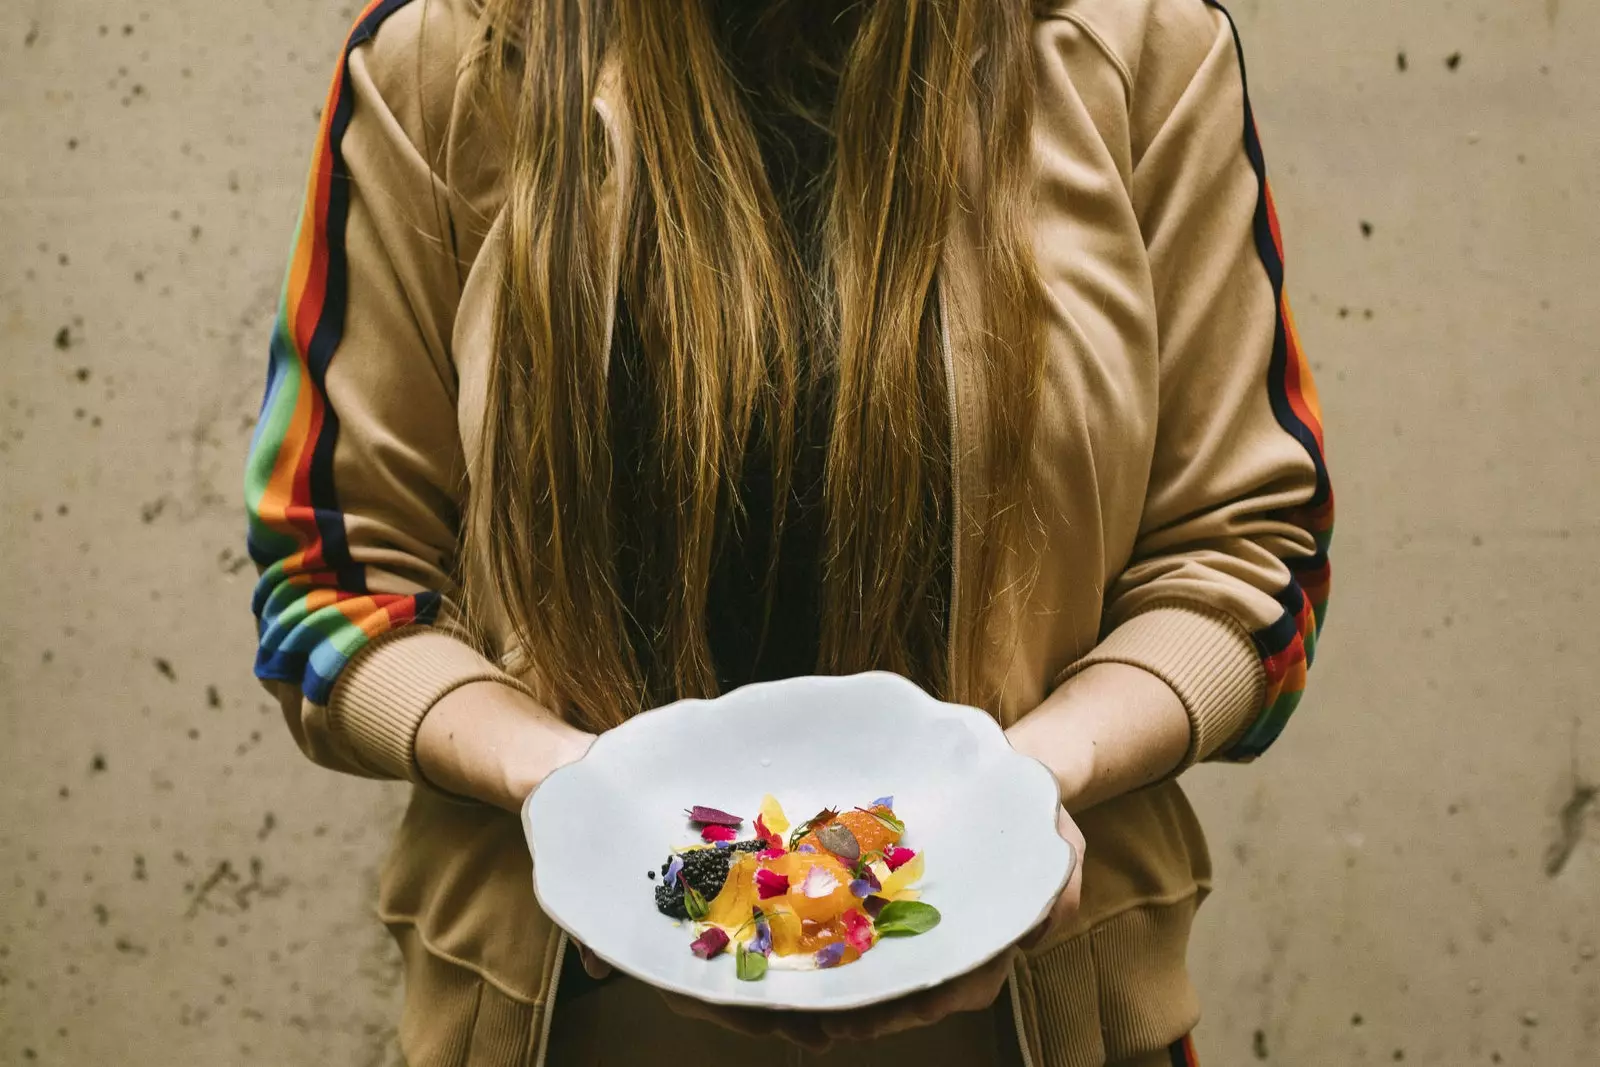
[[244, 0, 528, 782], [1057, 0, 1333, 767]]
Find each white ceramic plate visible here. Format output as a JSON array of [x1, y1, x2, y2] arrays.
[[522, 671, 1073, 1011]]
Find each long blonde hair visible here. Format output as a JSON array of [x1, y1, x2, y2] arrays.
[[464, 0, 1043, 730]]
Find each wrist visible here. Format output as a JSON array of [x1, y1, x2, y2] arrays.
[[417, 680, 595, 811], [1005, 716, 1096, 812], [499, 721, 596, 808]]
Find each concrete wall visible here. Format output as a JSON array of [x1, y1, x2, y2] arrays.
[[2, 0, 1595, 1063]]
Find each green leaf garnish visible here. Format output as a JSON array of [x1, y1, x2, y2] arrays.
[[684, 883, 709, 921], [735, 942, 768, 981], [857, 806, 905, 835], [873, 900, 941, 937], [787, 807, 838, 850]]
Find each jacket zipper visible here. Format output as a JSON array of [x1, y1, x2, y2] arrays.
[[937, 283, 1035, 1067], [532, 932, 568, 1067]]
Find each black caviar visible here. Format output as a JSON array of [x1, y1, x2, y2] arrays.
[[652, 841, 765, 918]]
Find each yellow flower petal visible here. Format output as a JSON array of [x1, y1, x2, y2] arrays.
[[880, 851, 924, 898], [759, 794, 790, 835]]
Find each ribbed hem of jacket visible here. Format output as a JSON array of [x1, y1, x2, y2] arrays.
[[1055, 603, 1264, 767], [328, 627, 536, 783], [390, 922, 551, 1066], [1014, 893, 1204, 1067]]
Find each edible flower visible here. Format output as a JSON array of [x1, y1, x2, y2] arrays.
[[841, 909, 875, 954], [795, 844, 817, 853], [685, 806, 743, 828], [755, 868, 790, 900], [701, 824, 738, 843], [758, 794, 790, 835], [863, 895, 890, 919], [848, 864, 881, 898], [756, 847, 787, 861], [664, 855, 684, 887], [870, 796, 894, 809], [882, 846, 916, 871], [814, 942, 846, 969], [800, 866, 840, 899], [690, 927, 730, 959], [751, 917, 773, 957], [754, 813, 784, 851]]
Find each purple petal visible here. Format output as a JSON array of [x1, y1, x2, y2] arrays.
[[870, 796, 894, 810], [849, 878, 873, 898], [664, 855, 684, 886], [685, 806, 743, 827], [814, 942, 847, 969], [752, 920, 773, 957], [795, 844, 817, 853], [863, 895, 889, 919]]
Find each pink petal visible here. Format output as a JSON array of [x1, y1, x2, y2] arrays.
[[756, 847, 787, 861], [690, 927, 730, 960], [841, 909, 875, 954], [685, 806, 743, 827], [701, 824, 738, 843], [883, 846, 916, 871], [755, 869, 790, 900]]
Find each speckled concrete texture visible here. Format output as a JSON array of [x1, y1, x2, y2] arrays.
[[1, 1, 1596, 1065]]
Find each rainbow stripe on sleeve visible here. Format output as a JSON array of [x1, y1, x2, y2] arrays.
[[244, 0, 438, 706], [1204, 1, 1334, 761]]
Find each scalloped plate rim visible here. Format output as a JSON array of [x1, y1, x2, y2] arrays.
[[521, 670, 1075, 1011]]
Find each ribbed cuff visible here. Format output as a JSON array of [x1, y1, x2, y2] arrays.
[[1018, 894, 1203, 1066], [329, 628, 534, 783], [1054, 603, 1264, 768]]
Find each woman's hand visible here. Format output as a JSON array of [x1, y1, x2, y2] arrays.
[[820, 806, 1085, 1043], [414, 680, 596, 813]]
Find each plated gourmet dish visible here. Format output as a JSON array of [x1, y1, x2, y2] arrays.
[[650, 795, 939, 979]]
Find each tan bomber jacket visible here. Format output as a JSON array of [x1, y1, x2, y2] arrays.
[[243, 0, 1333, 1063]]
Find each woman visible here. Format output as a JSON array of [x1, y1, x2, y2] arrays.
[[244, 0, 1331, 1063]]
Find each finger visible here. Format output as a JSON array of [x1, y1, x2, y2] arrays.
[[577, 945, 612, 980]]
